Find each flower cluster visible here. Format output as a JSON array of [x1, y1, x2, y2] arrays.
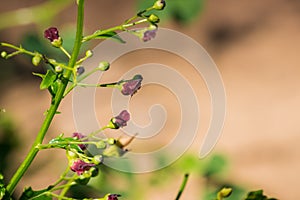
[[0, 0, 167, 199]]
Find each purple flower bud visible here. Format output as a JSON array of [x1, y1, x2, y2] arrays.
[[109, 110, 130, 129], [72, 132, 87, 150], [143, 29, 157, 42], [108, 194, 121, 200], [44, 27, 60, 42], [76, 66, 85, 76], [70, 159, 95, 175], [121, 74, 143, 96]]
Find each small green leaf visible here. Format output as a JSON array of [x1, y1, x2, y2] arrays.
[[40, 70, 57, 90], [49, 135, 83, 153], [32, 72, 45, 79], [19, 186, 53, 200], [93, 31, 126, 43], [245, 190, 277, 200]]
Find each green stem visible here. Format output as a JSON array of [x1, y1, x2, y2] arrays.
[[82, 18, 148, 42], [175, 173, 190, 200], [60, 46, 71, 58], [5, 0, 85, 195], [0, 42, 36, 57]]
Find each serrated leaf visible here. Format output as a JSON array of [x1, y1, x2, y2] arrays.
[[39, 70, 57, 90], [19, 186, 53, 200], [94, 31, 126, 43]]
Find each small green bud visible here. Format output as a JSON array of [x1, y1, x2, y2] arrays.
[[95, 140, 106, 149], [153, 0, 166, 10], [55, 65, 63, 73], [66, 150, 78, 160], [90, 167, 99, 177], [1, 51, 7, 58], [218, 187, 232, 198], [93, 155, 103, 165], [107, 138, 116, 145], [85, 50, 93, 57], [98, 61, 110, 71], [148, 14, 160, 23], [32, 55, 41, 66]]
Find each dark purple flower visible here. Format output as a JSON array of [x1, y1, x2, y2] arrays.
[[70, 159, 95, 175], [44, 27, 60, 42], [44, 27, 62, 47], [107, 194, 121, 200], [109, 110, 130, 129], [72, 132, 87, 150], [121, 74, 143, 96], [143, 29, 157, 42]]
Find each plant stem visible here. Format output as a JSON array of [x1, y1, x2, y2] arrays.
[[6, 0, 85, 195], [175, 173, 190, 200]]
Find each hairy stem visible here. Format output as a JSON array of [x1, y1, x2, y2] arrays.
[[6, 0, 85, 195]]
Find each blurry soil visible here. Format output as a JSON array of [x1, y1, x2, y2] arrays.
[[1, 0, 300, 199]]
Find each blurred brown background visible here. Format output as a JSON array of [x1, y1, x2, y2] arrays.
[[0, 0, 300, 199]]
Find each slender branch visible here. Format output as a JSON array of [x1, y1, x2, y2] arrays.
[[175, 173, 190, 200], [5, 0, 85, 195]]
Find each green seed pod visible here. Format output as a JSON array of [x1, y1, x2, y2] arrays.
[[148, 14, 160, 23], [1, 51, 7, 58], [153, 0, 166, 10], [32, 55, 41, 66], [98, 61, 110, 71]]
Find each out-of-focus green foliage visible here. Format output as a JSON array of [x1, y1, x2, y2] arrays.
[[137, 0, 205, 24]]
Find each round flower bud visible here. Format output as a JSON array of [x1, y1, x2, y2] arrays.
[[93, 155, 103, 165], [1, 51, 7, 58], [153, 0, 166, 10], [219, 187, 232, 198], [55, 65, 63, 73], [148, 14, 160, 23], [76, 66, 85, 76], [107, 138, 116, 145], [85, 50, 93, 57], [32, 55, 41, 66], [90, 167, 99, 177], [98, 61, 110, 71]]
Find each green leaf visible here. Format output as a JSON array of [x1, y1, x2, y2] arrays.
[[39, 70, 57, 90], [49, 134, 83, 153], [32, 72, 45, 79], [19, 186, 53, 200], [93, 31, 126, 43], [245, 190, 277, 200], [203, 154, 227, 177]]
